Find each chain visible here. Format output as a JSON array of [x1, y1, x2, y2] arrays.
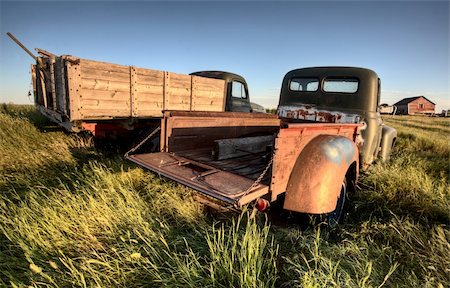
[[235, 155, 273, 206], [124, 126, 161, 157]]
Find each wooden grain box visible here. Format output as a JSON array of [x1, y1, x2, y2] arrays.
[[32, 55, 227, 123]]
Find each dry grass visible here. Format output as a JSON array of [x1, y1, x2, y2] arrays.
[[1, 104, 448, 287]]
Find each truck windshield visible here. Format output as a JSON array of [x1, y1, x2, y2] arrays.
[[290, 78, 319, 91]]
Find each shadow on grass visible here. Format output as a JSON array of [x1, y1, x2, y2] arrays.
[[0, 233, 30, 286]]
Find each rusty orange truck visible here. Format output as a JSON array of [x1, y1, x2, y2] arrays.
[[126, 67, 397, 225]]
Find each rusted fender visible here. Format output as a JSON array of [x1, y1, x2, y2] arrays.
[[283, 135, 359, 214]]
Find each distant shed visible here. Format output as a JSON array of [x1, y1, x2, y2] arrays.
[[394, 96, 435, 115]]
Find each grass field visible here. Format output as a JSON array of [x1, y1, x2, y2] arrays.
[[1, 104, 449, 287]]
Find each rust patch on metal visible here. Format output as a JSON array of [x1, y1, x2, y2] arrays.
[[282, 135, 359, 214], [278, 105, 361, 124]]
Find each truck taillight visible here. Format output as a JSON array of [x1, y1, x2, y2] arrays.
[[255, 198, 270, 212]]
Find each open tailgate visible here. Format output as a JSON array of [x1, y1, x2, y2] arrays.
[[127, 152, 269, 207]]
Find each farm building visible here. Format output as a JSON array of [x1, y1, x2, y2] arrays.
[[394, 96, 435, 115]]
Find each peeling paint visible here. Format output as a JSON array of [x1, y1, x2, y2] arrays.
[[278, 105, 361, 124]]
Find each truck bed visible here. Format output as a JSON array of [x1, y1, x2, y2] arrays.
[[126, 111, 360, 208], [32, 53, 227, 131]]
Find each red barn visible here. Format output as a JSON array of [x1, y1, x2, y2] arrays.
[[394, 96, 435, 115]]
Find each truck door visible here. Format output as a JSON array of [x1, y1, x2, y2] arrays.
[[229, 80, 252, 112]]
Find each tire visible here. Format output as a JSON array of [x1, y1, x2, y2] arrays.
[[323, 178, 347, 227]]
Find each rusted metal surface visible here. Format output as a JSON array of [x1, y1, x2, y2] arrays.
[[213, 135, 274, 160], [177, 148, 269, 180], [126, 152, 269, 206], [128, 110, 361, 211], [161, 111, 280, 152], [282, 135, 359, 214], [277, 105, 361, 123], [270, 122, 360, 201]]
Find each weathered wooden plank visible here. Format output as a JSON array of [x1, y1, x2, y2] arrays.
[[213, 135, 274, 160], [48, 58, 57, 111], [136, 99, 164, 106], [192, 103, 226, 112], [66, 61, 82, 120], [192, 90, 224, 98], [81, 99, 130, 107], [55, 57, 67, 115], [168, 72, 191, 83], [192, 96, 225, 111], [136, 73, 164, 85], [31, 65, 38, 104], [135, 110, 163, 117], [135, 83, 164, 94], [82, 104, 130, 118], [136, 92, 164, 102], [130, 66, 138, 117], [194, 79, 226, 91], [81, 59, 130, 74], [135, 68, 164, 77], [81, 78, 131, 92], [79, 89, 130, 101], [37, 55, 229, 121], [168, 86, 191, 97], [163, 72, 170, 110], [81, 67, 130, 83], [166, 94, 191, 105]]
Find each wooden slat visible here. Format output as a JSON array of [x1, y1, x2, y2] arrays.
[[135, 83, 164, 94], [81, 99, 130, 107], [136, 73, 164, 85], [136, 101, 164, 106], [193, 90, 224, 98], [81, 59, 130, 74], [164, 72, 170, 110], [168, 87, 191, 97], [43, 56, 229, 121], [49, 58, 57, 111], [55, 57, 67, 115], [136, 92, 164, 102], [81, 78, 131, 92], [66, 61, 81, 120], [192, 98, 225, 111], [79, 89, 130, 101], [130, 66, 138, 117], [79, 109, 130, 118], [136, 67, 165, 77], [192, 104, 226, 112], [195, 82, 226, 91], [80, 67, 130, 83], [31, 65, 37, 103]]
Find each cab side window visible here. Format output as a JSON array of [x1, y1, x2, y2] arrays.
[[232, 81, 247, 99]]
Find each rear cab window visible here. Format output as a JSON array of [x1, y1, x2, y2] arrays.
[[289, 78, 319, 91], [323, 78, 359, 93]]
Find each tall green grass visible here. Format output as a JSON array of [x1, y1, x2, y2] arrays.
[[1, 105, 449, 287]]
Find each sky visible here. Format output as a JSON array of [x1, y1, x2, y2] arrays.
[[1, 1, 449, 111]]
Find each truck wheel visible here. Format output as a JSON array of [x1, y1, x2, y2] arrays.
[[323, 178, 347, 227]]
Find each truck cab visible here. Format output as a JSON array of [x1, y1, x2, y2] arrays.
[[277, 67, 397, 167], [190, 71, 253, 113]]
